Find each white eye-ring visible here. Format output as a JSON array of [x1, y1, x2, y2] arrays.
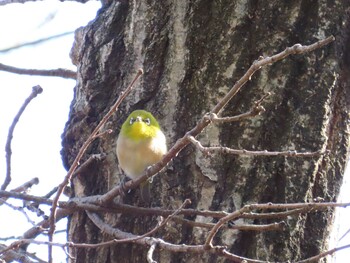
[[129, 117, 135, 125], [144, 118, 151, 125]]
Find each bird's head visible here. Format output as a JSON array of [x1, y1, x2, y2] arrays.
[[120, 110, 161, 140]]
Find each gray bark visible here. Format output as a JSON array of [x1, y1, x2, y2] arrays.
[[61, 1, 350, 262]]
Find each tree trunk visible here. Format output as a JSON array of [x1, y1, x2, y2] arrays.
[[61, 1, 350, 262]]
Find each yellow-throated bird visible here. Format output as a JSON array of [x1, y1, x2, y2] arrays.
[[116, 110, 167, 202]]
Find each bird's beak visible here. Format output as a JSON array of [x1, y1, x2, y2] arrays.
[[135, 116, 142, 122]]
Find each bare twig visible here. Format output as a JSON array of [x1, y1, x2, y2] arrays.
[[10, 177, 39, 193], [3, 189, 348, 224], [3, 202, 36, 225], [85, 210, 269, 263], [204, 200, 346, 248], [2, 85, 43, 191], [0, 31, 74, 53], [42, 187, 58, 199], [47, 69, 143, 263], [20, 208, 71, 252], [211, 36, 335, 114], [188, 135, 325, 157], [0, 235, 21, 241], [4, 201, 347, 262], [72, 153, 106, 178], [240, 208, 309, 220], [0, 62, 76, 79], [0, 190, 53, 205], [99, 36, 335, 204], [206, 93, 270, 123], [295, 243, 350, 263], [173, 216, 284, 232], [0, 177, 39, 206], [338, 227, 350, 242], [85, 199, 191, 246]]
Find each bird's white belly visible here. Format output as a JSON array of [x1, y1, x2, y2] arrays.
[[116, 132, 167, 179]]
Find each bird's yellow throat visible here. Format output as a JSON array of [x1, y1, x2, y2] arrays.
[[120, 110, 162, 141], [123, 121, 159, 141]]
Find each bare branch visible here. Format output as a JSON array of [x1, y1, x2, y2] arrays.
[[206, 93, 270, 123], [240, 208, 309, 220], [85, 210, 270, 263], [0, 31, 74, 53], [174, 216, 285, 232], [2, 85, 43, 191], [205, 201, 346, 248], [295, 243, 350, 263], [0, 235, 21, 241], [188, 135, 325, 157], [0, 190, 53, 205], [0, 62, 76, 79], [10, 177, 39, 193], [0, 177, 39, 206], [3, 202, 36, 225], [210, 36, 335, 114], [99, 36, 335, 204], [3, 199, 346, 262], [47, 69, 143, 263], [84, 199, 191, 246]]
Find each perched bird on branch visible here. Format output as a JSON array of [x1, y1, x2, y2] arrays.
[[116, 110, 167, 203]]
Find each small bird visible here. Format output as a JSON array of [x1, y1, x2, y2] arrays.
[[116, 110, 167, 202]]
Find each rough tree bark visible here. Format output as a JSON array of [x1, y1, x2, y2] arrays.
[[61, 1, 350, 262]]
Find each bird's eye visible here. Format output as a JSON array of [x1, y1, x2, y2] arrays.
[[129, 117, 135, 125], [144, 118, 151, 125]]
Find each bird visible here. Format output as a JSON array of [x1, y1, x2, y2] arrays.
[[116, 110, 167, 203]]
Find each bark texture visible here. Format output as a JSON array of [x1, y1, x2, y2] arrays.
[[61, 1, 350, 262]]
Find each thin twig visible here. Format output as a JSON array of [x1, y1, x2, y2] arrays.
[[3, 202, 36, 225], [2, 189, 348, 224], [72, 153, 106, 178], [295, 243, 350, 263], [211, 36, 335, 114], [204, 200, 346, 248], [85, 199, 191, 245], [2, 85, 43, 191], [42, 187, 58, 199], [6, 202, 338, 263], [338, 227, 350, 242], [240, 208, 309, 220], [0, 177, 39, 206], [206, 93, 270, 123], [173, 216, 284, 232], [188, 135, 325, 157], [0, 31, 74, 53], [0, 63, 76, 79], [0, 190, 53, 205], [84, 210, 269, 263], [0, 235, 21, 241], [205, 206, 252, 247], [47, 69, 143, 263]]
